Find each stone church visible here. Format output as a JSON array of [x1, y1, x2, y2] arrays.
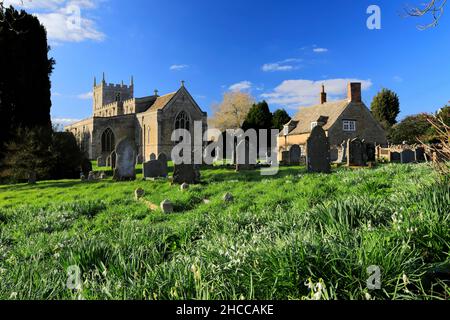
[[65, 75, 208, 162]]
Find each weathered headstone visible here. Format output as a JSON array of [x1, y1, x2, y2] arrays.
[[97, 156, 106, 167], [143, 159, 168, 178], [136, 155, 143, 165], [134, 188, 145, 200], [281, 151, 290, 165], [80, 175, 86, 182], [236, 139, 257, 171], [347, 138, 366, 167], [113, 138, 137, 181], [81, 158, 93, 177], [88, 171, 96, 181], [336, 140, 348, 164], [158, 153, 168, 173], [306, 126, 330, 173], [414, 147, 426, 162], [400, 149, 415, 164], [180, 183, 189, 191], [223, 193, 234, 202], [390, 151, 401, 163], [149, 153, 157, 161], [289, 145, 301, 165], [99, 172, 107, 180], [173, 163, 201, 184], [110, 151, 117, 169], [160, 200, 174, 214]]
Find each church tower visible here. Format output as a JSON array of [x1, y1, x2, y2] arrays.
[[93, 73, 134, 116]]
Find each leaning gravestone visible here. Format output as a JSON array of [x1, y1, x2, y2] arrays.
[[390, 151, 401, 163], [158, 153, 168, 173], [306, 126, 330, 173], [173, 163, 201, 184], [81, 158, 93, 177], [289, 145, 301, 165], [415, 147, 426, 162], [336, 140, 348, 164], [143, 159, 167, 178], [236, 139, 256, 171], [97, 156, 106, 167], [110, 151, 117, 169], [400, 149, 415, 164], [113, 138, 137, 181], [347, 138, 366, 167]]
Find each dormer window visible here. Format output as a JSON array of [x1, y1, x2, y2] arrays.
[[283, 125, 290, 136], [343, 120, 356, 132]]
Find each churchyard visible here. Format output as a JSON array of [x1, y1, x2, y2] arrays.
[[0, 159, 448, 300]]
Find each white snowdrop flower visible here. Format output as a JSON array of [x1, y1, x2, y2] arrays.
[[9, 292, 18, 299], [365, 292, 372, 300]]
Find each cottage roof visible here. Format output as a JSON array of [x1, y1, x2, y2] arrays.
[[285, 99, 350, 135]]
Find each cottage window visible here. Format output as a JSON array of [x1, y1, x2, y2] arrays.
[[311, 122, 318, 130], [343, 120, 356, 132]]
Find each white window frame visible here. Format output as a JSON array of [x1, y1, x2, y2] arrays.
[[311, 122, 318, 130], [343, 120, 356, 132]]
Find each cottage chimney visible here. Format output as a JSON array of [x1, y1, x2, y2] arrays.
[[320, 84, 327, 104], [348, 82, 362, 103]]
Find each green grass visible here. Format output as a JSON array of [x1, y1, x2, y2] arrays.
[[0, 163, 448, 300]]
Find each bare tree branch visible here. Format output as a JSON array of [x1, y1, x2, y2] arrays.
[[405, 0, 448, 29]]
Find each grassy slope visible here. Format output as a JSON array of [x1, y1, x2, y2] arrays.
[[0, 164, 448, 300]]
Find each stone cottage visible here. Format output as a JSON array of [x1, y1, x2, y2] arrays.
[[278, 82, 387, 160]]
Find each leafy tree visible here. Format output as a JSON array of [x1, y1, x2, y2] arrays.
[[371, 88, 400, 129], [242, 101, 273, 131], [0, 127, 52, 183], [272, 109, 292, 130], [436, 105, 450, 125], [209, 92, 255, 131], [0, 6, 55, 158], [49, 132, 84, 180], [389, 113, 433, 144]]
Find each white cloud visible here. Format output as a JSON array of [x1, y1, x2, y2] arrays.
[[52, 117, 81, 127], [262, 58, 301, 72], [229, 81, 252, 92], [170, 64, 189, 71], [313, 48, 328, 53], [77, 91, 93, 100], [261, 78, 373, 109], [4, 0, 105, 43], [393, 76, 404, 83]]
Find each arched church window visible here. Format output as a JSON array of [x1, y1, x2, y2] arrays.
[[115, 92, 121, 102], [101, 128, 115, 153], [175, 111, 190, 131]]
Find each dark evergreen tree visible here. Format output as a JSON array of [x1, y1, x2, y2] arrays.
[[389, 113, 433, 144], [0, 7, 55, 157], [49, 132, 84, 180], [242, 101, 273, 131], [370, 89, 400, 129], [272, 109, 292, 130]]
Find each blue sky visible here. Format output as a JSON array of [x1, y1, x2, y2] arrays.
[[6, 0, 450, 126]]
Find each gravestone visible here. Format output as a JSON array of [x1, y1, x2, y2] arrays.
[[336, 140, 348, 164], [158, 153, 168, 173], [149, 153, 157, 161], [81, 158, 93, 177], [390, 151, 401, 163], [289, 145, 301, 165], [235, 139, 256, 171], [366, 143, 376, 162], [136, 155, 143, 165], [173, 163, 201, 184], [306, 126, 330, 173], [400, 149, 415, 164], [180, 183, 189, 191], [134, 188, 145, 200], [160, 200, 174, 214], [415, 147, 426, 162], [223, 193, 234, 202], [143, 159, 168, 178], [113, 138, 137, 181], [110, 151, 117, 169], [97, 156, 106, 167], [347, 138, 366, 167], [281, 151, 290, 165]]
